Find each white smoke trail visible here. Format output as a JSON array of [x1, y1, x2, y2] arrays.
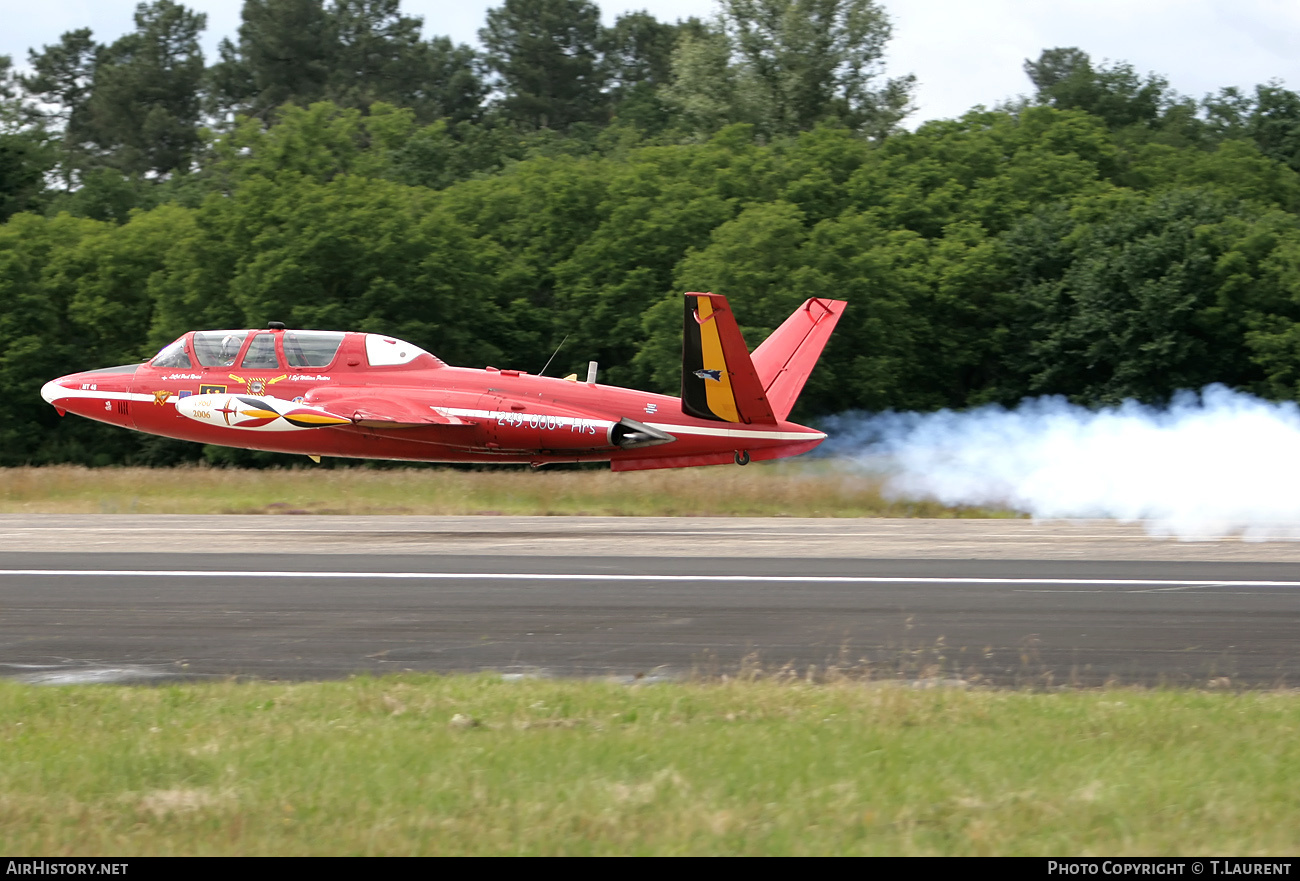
[[819, 385, 1300, 540]]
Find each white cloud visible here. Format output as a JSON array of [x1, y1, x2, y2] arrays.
[[884, 0, 1300, 122]]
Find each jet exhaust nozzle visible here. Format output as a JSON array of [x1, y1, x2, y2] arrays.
[[610, 417, 675, 450]]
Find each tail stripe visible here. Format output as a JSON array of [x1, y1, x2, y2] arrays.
[[695, 298, 741, 421], [680, 294, 777, 425]]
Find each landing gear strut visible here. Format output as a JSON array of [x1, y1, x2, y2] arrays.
[[734, 450, 750, 466]]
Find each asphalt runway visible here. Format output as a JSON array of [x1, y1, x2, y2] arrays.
[[2, 516, 1300, 686]]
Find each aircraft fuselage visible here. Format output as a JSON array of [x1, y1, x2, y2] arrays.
[[42, 333, 823, 471], [41, 295, 846, 471]]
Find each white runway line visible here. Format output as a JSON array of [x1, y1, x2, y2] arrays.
[[1, 570, 1299, 588]]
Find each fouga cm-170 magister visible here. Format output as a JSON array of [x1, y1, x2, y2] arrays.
[[40, 294, 846, 471]]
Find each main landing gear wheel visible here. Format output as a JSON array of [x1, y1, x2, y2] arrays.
[[734, 450, 751, 466]]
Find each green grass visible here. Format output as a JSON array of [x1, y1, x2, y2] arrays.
[[1, 675, 1298, 855], [0, 463, 1016, 518]]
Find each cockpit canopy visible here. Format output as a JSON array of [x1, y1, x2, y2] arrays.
[[150, 330, 441, 370]]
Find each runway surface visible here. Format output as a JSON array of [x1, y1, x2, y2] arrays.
[[2, 516, 1300, 686], [9, 513, 1300, 560]]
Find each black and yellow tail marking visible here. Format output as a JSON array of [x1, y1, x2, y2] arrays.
[[680, 294, 776, 425]]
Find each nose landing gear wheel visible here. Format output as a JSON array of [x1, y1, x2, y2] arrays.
[[734, 450, 751, 466]]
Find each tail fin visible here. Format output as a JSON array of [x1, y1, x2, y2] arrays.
[[681, 293, 776, 425], [750, 298, 847, 421]]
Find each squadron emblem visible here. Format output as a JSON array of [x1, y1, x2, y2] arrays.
[[228, 373, 287, 396]]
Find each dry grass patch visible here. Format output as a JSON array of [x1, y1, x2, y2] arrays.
[[0, 463, 1015, 517], [137, 788, 234, 818]]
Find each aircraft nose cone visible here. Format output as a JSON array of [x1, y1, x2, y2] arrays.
[[41, 379, 67, 405]]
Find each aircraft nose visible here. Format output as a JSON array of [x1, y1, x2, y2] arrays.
[[41, 378, 68, 405]]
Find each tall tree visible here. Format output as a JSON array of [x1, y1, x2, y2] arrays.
[[210, 0, 483, 123], [0, 56, 54, 220], [1245, 84, 1300, 173], [208, 0, 333, 119], [88, 1, 208, 175], [1199, 83, 1300, 174], [331, 0, 440, 116], [421, 36, 488, 124], [20, 29, 100, 187], [480, 0, 607, 130], [665, 0, 913, 139], [661, 25, 763, 135], [1025, 47, 1172, 131], [599, 11, 692, 131], [0, 55, 25, 132]]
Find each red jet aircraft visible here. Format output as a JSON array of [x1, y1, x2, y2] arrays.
[[41, 294, 846, 471]]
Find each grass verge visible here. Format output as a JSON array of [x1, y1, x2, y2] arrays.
[[1, 675, 1297, 855], [0, 463, 1015, 517]]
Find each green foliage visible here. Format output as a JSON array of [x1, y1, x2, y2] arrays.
[[1000, 189, 1261, 404], [43, 168, 154, 224], [1233, 83, 1300, 173], [385, 118, 532, 190], [0, 211, 181, 465], [209, 101, 394, 184], [146, 170, 506, 368], [0, 132, 54, 222]]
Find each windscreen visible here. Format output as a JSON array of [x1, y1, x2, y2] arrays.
[[151, 337, 192, 369]]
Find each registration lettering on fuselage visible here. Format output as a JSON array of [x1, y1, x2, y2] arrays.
[[495, 411, 599, 435]]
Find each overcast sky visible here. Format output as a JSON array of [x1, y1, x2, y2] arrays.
[[3, 0, 1298, 125]]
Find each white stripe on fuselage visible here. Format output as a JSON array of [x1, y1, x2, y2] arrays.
[[41, 382, 156, 405]]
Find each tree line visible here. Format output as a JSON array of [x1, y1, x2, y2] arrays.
[[1, 0, 912, 197], [4, 1, 1300, 466]]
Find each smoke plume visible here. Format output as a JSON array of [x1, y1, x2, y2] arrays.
[[819, 385, 1300, 540]]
